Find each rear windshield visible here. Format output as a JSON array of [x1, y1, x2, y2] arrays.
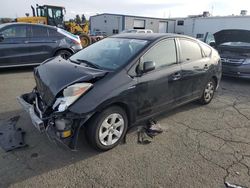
[[70, 38, 149, 70]]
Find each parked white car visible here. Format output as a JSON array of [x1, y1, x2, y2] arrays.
[[121, 29, 153, 34]]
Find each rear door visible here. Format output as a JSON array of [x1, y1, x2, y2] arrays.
[[0, 25, 31, 67], [136, 38, 182, 119], [177, 38, 210, 102], [26, 25, 57, 63]]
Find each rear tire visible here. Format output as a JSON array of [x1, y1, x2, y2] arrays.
[[79, 33, 91, 47], [55, 50, 72, 60], [86, 106, 128, 151], [199, 79, 216, 105]]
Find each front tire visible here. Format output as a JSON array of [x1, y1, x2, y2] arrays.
[[199, 79, 216, 105], [86, 106, 128, 151]]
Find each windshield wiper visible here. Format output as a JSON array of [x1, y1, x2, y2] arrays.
[[69, 58, 80, 64], [75, 59, 101, 69]]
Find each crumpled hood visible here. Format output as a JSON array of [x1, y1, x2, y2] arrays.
[[214, 29, 250, 45], [34, 57, 108, 106]]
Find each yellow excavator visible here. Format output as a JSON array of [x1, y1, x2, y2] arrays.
[[16, 4, 91, 47]]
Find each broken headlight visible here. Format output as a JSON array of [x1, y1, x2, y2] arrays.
[[243, 59, 250, 65], [53, 83, 92, 112]]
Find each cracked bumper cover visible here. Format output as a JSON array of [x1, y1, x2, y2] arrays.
[[17, 94, 45, 132], [17, 92, 91, 150]]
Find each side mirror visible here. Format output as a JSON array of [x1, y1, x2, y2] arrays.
[[209, 41, 216, 48], [142, 61, 155, 73], [0, 34, 4, 42]]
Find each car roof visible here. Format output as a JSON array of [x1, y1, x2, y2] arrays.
[[111, 33, 196, 42], [0, 22, 58, 30]]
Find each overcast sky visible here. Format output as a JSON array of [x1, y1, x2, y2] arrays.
[[1, 0, 250, 19]]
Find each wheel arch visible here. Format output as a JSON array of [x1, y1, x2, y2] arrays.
[[53, 48, 74, 57], [85, 101, 135, 128], [212, 75, 218, 88]]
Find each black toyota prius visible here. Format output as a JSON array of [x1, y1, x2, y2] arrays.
[[18, 33, 221, 151]]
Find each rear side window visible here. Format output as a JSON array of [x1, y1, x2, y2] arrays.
[[200, 43, 212, 57], [179, 39, 202, 62], [31, 26, 48, 37], [1, 25, 27, 38], [48, 28, 62, 37], [142, 39, 177, 69]]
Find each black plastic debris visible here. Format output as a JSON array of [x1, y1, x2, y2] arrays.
[[137, 119, 163, 144], [0, 116, 27, 152]]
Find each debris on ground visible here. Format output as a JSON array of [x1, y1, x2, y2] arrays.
[[0, 116, 27, 152], [137, 119, 163, 145]]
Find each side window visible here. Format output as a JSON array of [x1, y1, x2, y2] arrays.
[[142, 39, 177, 69], [177, 20, 184, 26], [48, 28, 62, 37], [54, 9, 62, 18], [179, 39, 202, 62], [48, 8, 53, 18], [204, 32, 215, 44], [32, 26, 48, 37], [112, 29, 119, 34], [1, 25, 27, 38], [200, 43, 212, 57]]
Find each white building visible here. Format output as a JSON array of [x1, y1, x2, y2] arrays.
[[90, 12, 250, 42], [90, 13, 176, 36], [174, 15, 250, 41]]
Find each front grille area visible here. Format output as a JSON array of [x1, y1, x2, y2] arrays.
[[221, 58, 244, 66]]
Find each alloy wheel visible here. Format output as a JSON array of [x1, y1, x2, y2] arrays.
[[204, 81, 214, 102], [98, 113, 125, 146]]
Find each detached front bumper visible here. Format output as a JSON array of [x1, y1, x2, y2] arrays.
[[17, 92, 90, 150], [17, 93, 45, 132]]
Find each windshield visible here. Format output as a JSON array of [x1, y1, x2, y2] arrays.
[[70, 38, 149, 70]]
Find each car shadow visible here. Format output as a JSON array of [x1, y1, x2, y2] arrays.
[[0, 66, 35, 75]]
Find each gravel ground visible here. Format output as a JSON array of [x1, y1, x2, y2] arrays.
[[0, 67, 249, 188]]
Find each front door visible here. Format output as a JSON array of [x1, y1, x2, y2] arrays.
[[135, 38, 182, 119], [0, 25, 31, 67]]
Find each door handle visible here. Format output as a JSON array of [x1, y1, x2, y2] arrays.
[[172, 72, 181, 81], [204, 64, 209, 70]]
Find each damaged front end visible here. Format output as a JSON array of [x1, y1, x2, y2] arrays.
[[17, 90, 92, 150], [17, 58, 108, 149]]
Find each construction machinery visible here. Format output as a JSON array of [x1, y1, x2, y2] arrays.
[[16, 4, 91, 47]]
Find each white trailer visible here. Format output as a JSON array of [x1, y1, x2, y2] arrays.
[[175, 15, 250, 41]]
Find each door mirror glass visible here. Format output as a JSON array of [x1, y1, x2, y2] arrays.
[[142, 61, 155, 73], [0, 33, 4, 42]]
